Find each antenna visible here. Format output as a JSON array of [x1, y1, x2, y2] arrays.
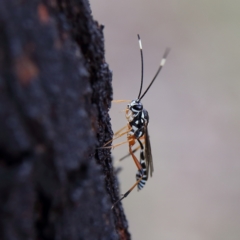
[[139, 48, 170, 100], [137, 34, 144, 100]]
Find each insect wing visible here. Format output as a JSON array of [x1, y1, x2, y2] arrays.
[[145, 126, 154, 178]]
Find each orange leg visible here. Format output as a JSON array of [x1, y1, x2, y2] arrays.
[[119, 137, 145, 161], [129, 142, 142, 171], [111, 175, 143, 209], [111, 137, 144, 209], [112, 99, 131, 103], [102, 128, 131, 147], [114, 125, 128, 136], [100, 140, 130, 149]]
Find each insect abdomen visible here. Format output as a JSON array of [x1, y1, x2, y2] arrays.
[[136, 149, 147, 190]]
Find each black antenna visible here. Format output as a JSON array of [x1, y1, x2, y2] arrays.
[[139, 48, 170, 100], [137, 34, 144, 100]]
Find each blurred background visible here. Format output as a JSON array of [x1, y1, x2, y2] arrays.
[[90, 1, 240, 239]]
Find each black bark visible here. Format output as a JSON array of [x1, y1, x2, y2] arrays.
[[0, 0, 130, 239]]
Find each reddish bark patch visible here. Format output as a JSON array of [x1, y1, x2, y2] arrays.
[[37, 4, 50, 24], [15, 55, 39, 86]]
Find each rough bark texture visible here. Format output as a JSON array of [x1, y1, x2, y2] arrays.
[[0, 0, 130, 239]]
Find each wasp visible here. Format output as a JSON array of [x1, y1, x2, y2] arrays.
[[104, 35, 170, 209]]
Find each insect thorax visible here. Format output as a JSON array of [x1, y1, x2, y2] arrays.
[[126, 100, 149, 139]]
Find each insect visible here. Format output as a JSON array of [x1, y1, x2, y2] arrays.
[[104, 35, 170, 209]]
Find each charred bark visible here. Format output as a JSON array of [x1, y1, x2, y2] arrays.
[[0, 0, 130, 239]]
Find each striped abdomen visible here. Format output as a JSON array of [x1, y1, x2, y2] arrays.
[[136, 149, 148, 190]]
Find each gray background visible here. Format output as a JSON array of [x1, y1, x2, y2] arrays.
[[90, 1, 240, 239]]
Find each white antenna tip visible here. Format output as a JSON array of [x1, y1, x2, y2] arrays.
[[138, 39, 142, 49], [160, 58, 166, 67]]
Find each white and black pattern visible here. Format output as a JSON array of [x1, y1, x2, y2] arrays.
[[110, 35, 169, 209], [126, 100, 149, 139], [136, 149, 148, 190]]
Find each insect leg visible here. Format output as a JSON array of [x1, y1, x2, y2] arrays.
[[128, 141, 143, 171], [100, 140, 130, 149], [112, 138, 145, 208], [112, 100, 131, 103], [111, 174, 143, 209], [119, 136, 145, 161], [102, 128, 131, 147], [114, 125, 129, 136]]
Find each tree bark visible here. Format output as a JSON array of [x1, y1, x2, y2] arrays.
[[0, 0, 130, 239]]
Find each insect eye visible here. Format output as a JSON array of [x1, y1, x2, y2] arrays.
[[132, 104, 143, 111]]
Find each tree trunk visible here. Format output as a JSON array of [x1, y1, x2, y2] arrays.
[[0, 0, 130, 239]]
